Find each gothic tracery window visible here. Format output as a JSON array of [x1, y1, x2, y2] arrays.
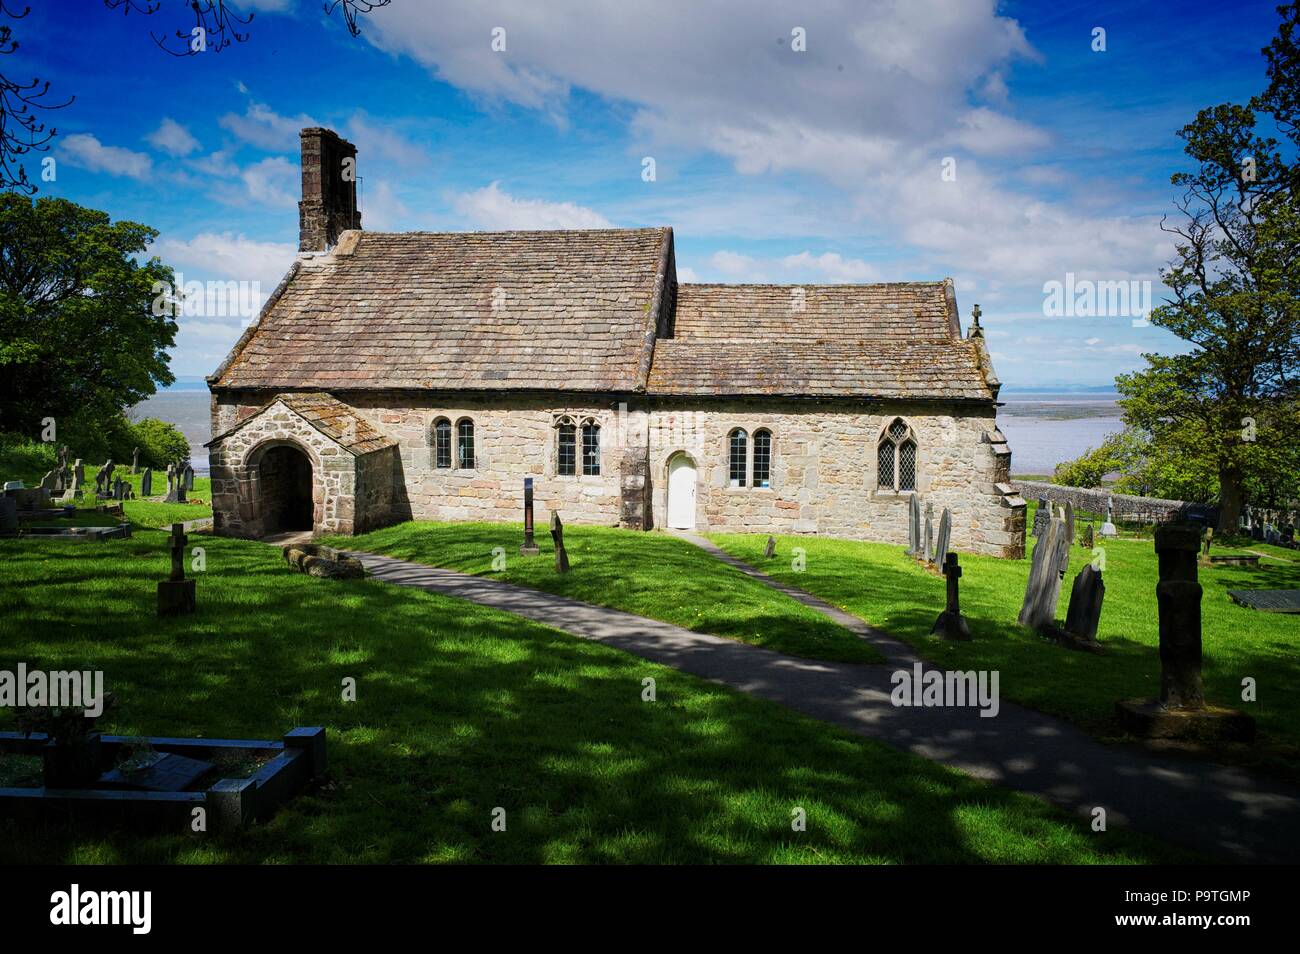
[[877, 418, 917, 492]]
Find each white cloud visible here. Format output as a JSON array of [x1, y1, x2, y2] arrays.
[[345, 114, 430, 168], [218, 101, 318, 151], [451, 182, 612, 229], [687, 248, 881, 283], [946, 107, 1051, 155], [153, 231, 297, 292], [362, 180, 412, 231], [146, 118, 201, 157], [59, 134, 152, 179]]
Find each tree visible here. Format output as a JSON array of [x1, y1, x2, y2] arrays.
[[1116, 5, 1300, 532], [0, 194, 177, 438]]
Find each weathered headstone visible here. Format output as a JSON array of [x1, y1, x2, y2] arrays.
[[182, 464, 194, 492], [1062, 564, 1105, 644], [0, 497, 16, 535], [1032, 497, 1050, 537], [906, 494, 921, 556], [520, 477, 540, 555], [1099, 496, 1118, 537], [131, 446, 140, 474], [550, 511, 570, 573], [157, 522, 196, 616], [164, 463, 186, 503], [38, 469, 58, 494], [141, 467, 153, 497], [933, 508, 952, 566], [1202, 527, 1213, 559], [1062, 501, 1075, 544], [73, 459, 84, 489], [922, 502, 934, 564], [1116, 524, 1255, 741], [1080, 523, 1095, 550], [1018, 517, 1067, 631], [763, 535, 776, 558], [931, 552, 972, 641], [112, 475, 124, 500], [94, 460, 114, 497]]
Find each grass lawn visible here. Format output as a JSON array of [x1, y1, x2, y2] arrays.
[[708, 530, 1300, 757], [0, 528, 1196, 863], [323, 522, 881, 664]]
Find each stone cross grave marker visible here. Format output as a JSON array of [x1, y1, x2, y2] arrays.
[[1018, 516, 1067, 631], [157, 522, 196, 616], [1062, 564, 1105, 644], [141, 467, 153, 497], [933, 507, 952, 565], [520, 477, 540, 555], [1100, 496, 1118, 537], [922, 502, 934, 564], [1032, 497, 1050, 537], [931, 551, 972, 641], [550, 511, 570, 573], [764, 535, 776, 558]]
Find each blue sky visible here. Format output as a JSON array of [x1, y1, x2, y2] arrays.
[[14, 0, 1288, 387]]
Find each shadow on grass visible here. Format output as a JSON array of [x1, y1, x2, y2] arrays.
[[0, 530, 1187, 864]]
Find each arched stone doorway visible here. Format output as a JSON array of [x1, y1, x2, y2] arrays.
[[257, 443, 315, 534]]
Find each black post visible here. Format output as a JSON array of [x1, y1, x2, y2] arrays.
[[520, 477, 540, 556]]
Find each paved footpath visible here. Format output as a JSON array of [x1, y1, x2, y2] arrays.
[[354, 547, 1300, 863]]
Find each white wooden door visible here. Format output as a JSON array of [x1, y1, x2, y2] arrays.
[[667, 455, 697, 529]]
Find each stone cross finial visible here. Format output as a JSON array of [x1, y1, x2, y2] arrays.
[[970, 304, 983, 337]]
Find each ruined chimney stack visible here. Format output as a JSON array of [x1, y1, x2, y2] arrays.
[[299, 127, 360, 253]]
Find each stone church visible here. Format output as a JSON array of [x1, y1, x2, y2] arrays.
[[206, 127, 1026, 557]]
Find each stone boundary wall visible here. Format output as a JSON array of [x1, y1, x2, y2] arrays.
[[1013, 479, 1215, 524]]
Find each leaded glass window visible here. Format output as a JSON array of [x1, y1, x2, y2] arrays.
[[877, 418, 916, 492], [434, 418, 451, 469], [582, 423, 600, 476], [457, 419, 475, 469], [753, 430, 772, 488], [729, 429, 747, 487], [557, 423, 576, 476]]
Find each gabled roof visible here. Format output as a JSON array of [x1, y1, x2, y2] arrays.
[[211, 227, 673, 393], [206, 392, 397, 455], [646, 282, 995, 400]]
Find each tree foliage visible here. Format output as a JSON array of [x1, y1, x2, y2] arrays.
[[0, 194, 177, 437]]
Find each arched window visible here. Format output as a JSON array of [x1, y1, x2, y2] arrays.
[[877, 418, 917, 492], [752, 429, 772, 488], [581, 422, 601, 476], [433, 418, 452, 469], [457, 418, 475, 469], [557, 421, 576, 475], [728, 429, 748, 488]]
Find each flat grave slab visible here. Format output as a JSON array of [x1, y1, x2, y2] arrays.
[[1227, 589, 1300, 613], [99, 753, 215, 792]]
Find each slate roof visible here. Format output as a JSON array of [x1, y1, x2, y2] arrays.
[[213, 228, 672, 393], [647, 283, 994, 400], [206, 392, 398, 455], [211, 228, 996, 402]]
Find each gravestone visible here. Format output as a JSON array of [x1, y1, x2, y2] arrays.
[[1018, 517, 1067, 631], [922, 502, 934, 564], [141, 467, 153, 497], [1080, 523, 1095, 549], [38, 469, 58, 494], [763, 535, 776, 558], [933, 508, 952, 567], [1062, 501, 1075, 544], [112, 475, 124, 500], [550, 511, 570, 573], [1116, 524, 1255, 741], [157, 522, 196, 616], [519, 477, 540, 556], [1099, 496, 1118, 537], [931, 552, 972, 641], [1202, 527, 1213, 559], [182, 464, 194, 493], [906, 494, 921, 556], [164, 463, 186, 503], [73, 459, 84, 489], [0, 497, 16, 535], [1032, 497, 1050, 537], [1062, 564, 1105, 644], [131, 446, 140, 474], [94, 460, 113, 497]]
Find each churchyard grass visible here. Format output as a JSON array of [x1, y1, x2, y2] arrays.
[[323, 521, 882, 664], [0, 528, 1197, 863], [709, 531, 1300, 754]]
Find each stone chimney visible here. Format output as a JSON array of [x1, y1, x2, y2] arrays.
[[298, 127, 360, 252]]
